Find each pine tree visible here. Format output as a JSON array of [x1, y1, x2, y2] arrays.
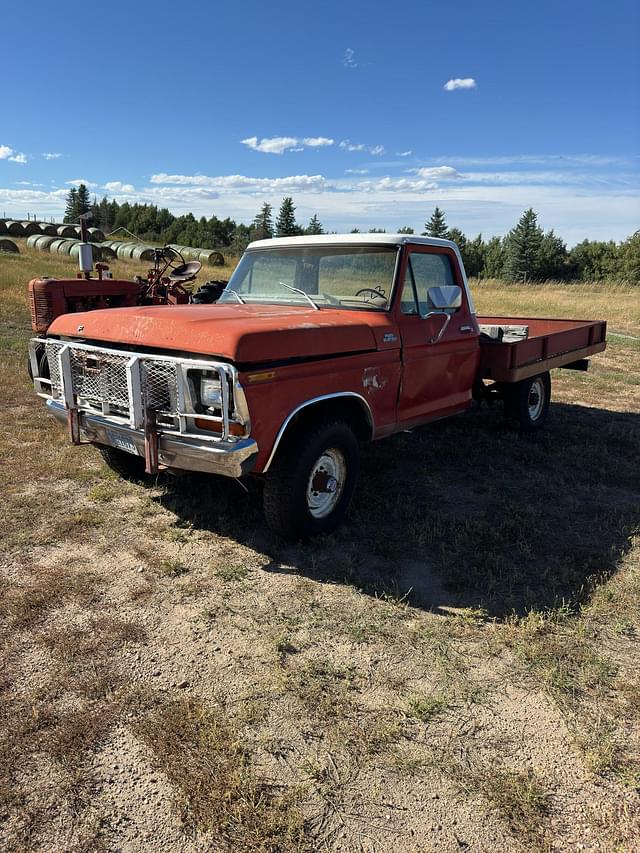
[[76, 184, 91, 218], [275, 197, 298, 237], [63, 188, 78, 223], [306, 214, 324, 235], [252, 202, 274, 240], [503, 208, 543, 281], [423, 207, 448, 238], [397, 226, 414, 234]]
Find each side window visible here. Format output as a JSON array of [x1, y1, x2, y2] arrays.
[[400, 252, 457, 315]]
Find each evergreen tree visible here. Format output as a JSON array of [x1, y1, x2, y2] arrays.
[[423, 207, 448, 238], [306, 214, 324, 235], [275, 197, 298, 237], [76, 184, 92, 219], [537, 230, 569, 280], [368, 227, 386, 233], [482, 236, 506, 278], [397, 226, 414, 234], [252, 202, 274, 240], [503, 208, 543, 281], [465, 234, 486, 278], [63, 188, 78, 223]]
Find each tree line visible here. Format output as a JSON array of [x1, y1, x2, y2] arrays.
[[63, 185, 639, 282]]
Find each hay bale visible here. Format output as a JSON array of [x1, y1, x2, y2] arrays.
[[34, 236, 58, 251], [132, 245, 155, 261], [0, 238, 19, 254], [27, 234, 43, 248], [57, 239, 77, 255], [5, 221, 25, 237], [70, 243, 101, 261], [199, 250, 225, 266], [57, 225, 77, 238], [38, 223, 58, 236], [0, 221, 8, 235], [97, 245, 116, 260], [21, 221, 41, 237], [88, 227, 105, 243]]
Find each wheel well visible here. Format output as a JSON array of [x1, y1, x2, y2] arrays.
[[268, 395, 373, 469]]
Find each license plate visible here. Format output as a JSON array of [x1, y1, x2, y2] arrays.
[[105, 429, 139, 456]]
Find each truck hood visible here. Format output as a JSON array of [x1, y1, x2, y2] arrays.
[[48, 303, 394, 364]]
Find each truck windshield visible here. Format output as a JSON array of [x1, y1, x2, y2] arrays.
[[222, 246, 398, 311]]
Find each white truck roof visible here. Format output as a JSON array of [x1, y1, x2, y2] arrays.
[[247, 233, 458, 251]]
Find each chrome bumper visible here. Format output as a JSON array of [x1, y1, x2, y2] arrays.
[[47, 400, 258, 478]]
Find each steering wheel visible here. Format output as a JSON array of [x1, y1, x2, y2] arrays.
[[163, 246, 186, 269], [355, 287, 386, 303]]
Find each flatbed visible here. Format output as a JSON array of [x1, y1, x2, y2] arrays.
[[478, 317, 607, 382]]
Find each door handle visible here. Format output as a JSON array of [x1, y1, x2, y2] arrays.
[[459, 325, 474, 333]]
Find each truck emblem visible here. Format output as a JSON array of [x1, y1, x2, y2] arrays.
[[77, 325, 84, 332], [383, 333, 397, 343]]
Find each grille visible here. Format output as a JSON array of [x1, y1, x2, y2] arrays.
[[45, 341, 179, 418]]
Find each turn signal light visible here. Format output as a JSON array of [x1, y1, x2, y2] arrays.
[[195, 418, 245, 437]]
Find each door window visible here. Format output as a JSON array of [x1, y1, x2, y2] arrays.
[[400, 252, 457, 315]]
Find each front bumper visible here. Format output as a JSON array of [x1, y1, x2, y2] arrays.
[[47, 400, 258, 478]]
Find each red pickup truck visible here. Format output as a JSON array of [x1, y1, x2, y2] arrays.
[[29, 234, 606, 538]]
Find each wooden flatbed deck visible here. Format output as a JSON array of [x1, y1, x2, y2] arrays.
[[477, 316, 607, 383]]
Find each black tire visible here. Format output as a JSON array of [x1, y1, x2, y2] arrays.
[[263, 420, 360, 539], [503, 372, 551, 432], [98, 445, 150, 483]]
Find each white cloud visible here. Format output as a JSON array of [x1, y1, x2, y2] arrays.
[[443, 77, 477, 91], [397, 150, 412, 157], [413, 166, 460, 181], [241, 136, 300, 155], [151, 172, 329, 193], [1, 146, 28, 164], [103, 181, 135, 193], [345, 169, 369, 175], [340, 140, 385, 155], [343, 48, 357, 68], [65, 178, 97, 188], [15, 180, 43, 187], [302, 136, 334, 147], [42, 152, 62, 160], [242, 135, 334, 154]]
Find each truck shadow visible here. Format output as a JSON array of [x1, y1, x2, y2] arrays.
[[154, 402, 640, 619]]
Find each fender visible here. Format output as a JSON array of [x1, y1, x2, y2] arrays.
[[262, 392, 375, 472]]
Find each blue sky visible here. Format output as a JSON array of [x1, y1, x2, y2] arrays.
[[1, 0, 638, 244]]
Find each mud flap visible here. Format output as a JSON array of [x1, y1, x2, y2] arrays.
[[144, 410, 159, 475]]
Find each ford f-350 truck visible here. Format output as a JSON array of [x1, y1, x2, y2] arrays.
[[28, 234, 607, 537]]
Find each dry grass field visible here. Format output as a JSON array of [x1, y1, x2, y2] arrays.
[[1, 241, 639, 852]]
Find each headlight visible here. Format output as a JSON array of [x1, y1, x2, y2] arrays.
[[200, 375, 222, 408]]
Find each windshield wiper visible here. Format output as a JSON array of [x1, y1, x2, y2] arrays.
[[278, 281, 320, 311], [221, 288, 246, 304]]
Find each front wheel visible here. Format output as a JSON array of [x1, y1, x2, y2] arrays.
[[263, 420, 360, 539], [503, 372, 551, 432]]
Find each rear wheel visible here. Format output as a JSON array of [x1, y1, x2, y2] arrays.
[[98, 445, 151, 483], [263, 420, 360, 539], [504, 372, 551, 432]]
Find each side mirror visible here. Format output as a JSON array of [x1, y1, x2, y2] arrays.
[[421, 285, 462, 344], [426, 285, 462, 311]]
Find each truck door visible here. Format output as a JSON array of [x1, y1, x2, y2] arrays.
[[396, 246, 479, 426]]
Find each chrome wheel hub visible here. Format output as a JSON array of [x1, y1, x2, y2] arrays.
[[306, 448, 346, 518], [528, 378, 545, 421]]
